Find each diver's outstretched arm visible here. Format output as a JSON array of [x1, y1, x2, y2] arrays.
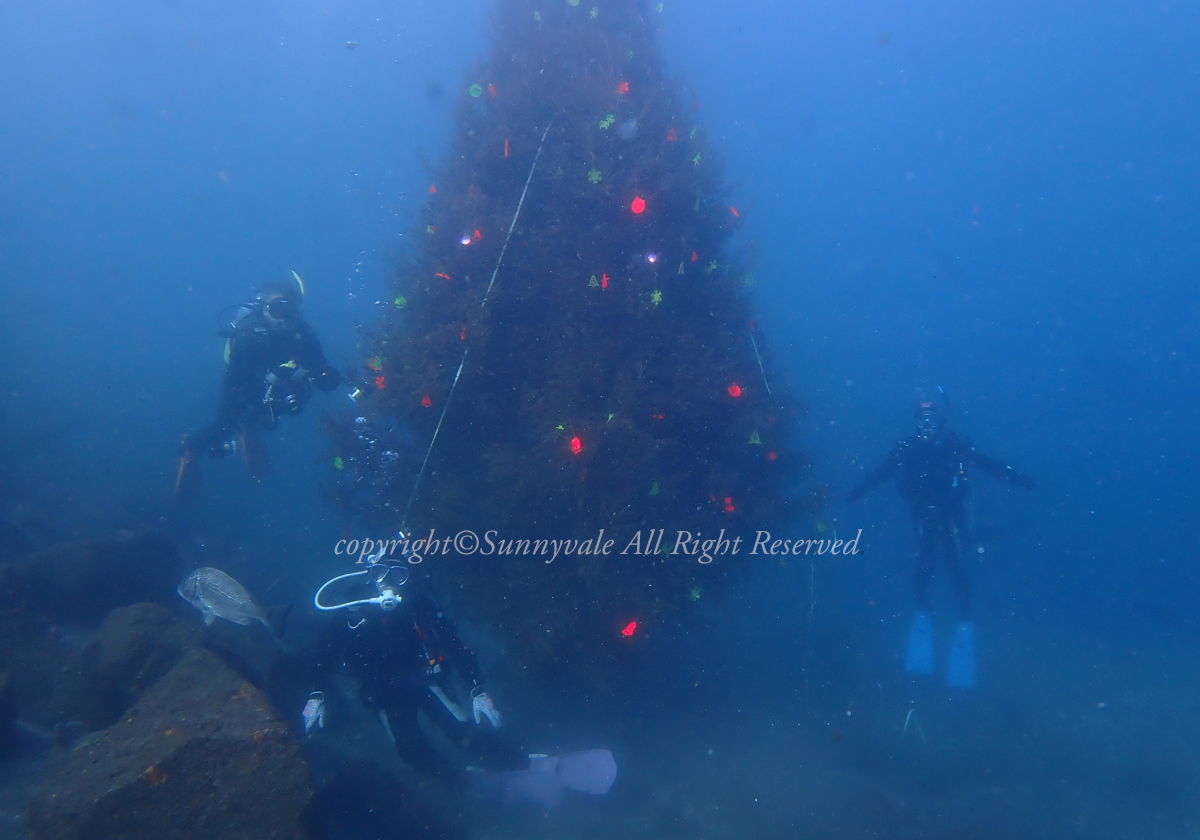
[[969, 447, 1037, 489], [848, 443, 905, 503]]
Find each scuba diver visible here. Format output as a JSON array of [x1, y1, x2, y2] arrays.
[[848, 389, 1036, 689], [176, 273, 341, 495], [307, 540, 617, 808]]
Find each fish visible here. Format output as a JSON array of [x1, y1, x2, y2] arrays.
[[177, 567, 289, 637]]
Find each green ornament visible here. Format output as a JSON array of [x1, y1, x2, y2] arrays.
[[469, 83, 483, 97], [588, 275, 600, 287], [556, 424, 565, 431], [533, 10, 542, 19], [741, 273, 756, 288], [689, 586, 702, 602], [587, 168, 602, 184], [607, 413, 615, 422], [393, 295, 407, 308], [567, 0, 580, 6], [599, 114, 615, 129], [651, 289, 662, 305], [692, 152, 702, 166], [590, 6, 599, 18], [748, 431, 762, 445], [705, 260, 718, 273], [655, 2, 664, 11], [649, 480, 660, 496], [333, 456, 344, 471]]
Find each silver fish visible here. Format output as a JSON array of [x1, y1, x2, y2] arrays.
[[178, 567, 287, 636]]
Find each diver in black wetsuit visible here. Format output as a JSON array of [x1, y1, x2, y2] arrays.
[[304, 547, 618, 807], [849, 393, 1036, 688], [307, 560, 522, 781], [177, 275, 341, 494]]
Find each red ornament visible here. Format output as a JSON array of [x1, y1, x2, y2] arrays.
[[570, 436, 582, 455], [631, 196, 646, 214], [617, 81, 630, 95], [600, 273, 609, 289], [666, 127, 677, 142], [504, 139, 509, 157], [727, 383, 742, 398], [621, 621, 637, 637], [488, 83, 496, 97], [767, 451, 777, 462], [460, 328, 466, 340], [730, 206, 739, 217], [692, 251, 698, 262], [724, 497, 735, 512], [473, 229, 482, 241], [421, 394, 432, 408], [436, 272, 450, 280], [429, 184, 436, 194], [375, 375, 385, 389]]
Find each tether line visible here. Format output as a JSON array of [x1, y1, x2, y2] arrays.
[[401, 124, 551, 528]]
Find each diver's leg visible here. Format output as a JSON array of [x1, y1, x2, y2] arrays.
[[418, 685, 527, 773], [944, 513, 977, 688], [905, 511, 937, 675], [913, 511, 938, 612], [381, 693, 445, 778], [943, 516, 972, 621]]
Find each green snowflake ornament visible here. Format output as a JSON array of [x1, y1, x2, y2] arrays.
[[651, 289, 662, 305], [587, 168, 602, 183], [599, 114, 615, 129]]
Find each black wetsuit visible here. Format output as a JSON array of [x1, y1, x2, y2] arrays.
[[189, 305, 341, 459], [850, 431, 1035, 619], [316, 581, 524, 778]]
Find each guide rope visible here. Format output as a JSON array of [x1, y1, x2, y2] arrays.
[[401, 124, 552, 528]]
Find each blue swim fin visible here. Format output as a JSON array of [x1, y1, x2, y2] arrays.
[[946, 621, 976, 689], [905, 611, 934, 675]]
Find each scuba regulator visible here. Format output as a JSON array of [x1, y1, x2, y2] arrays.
[[315, 535, 412, 613]]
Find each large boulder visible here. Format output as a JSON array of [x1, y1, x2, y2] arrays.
[[48, 602, 201, 731], [28, 646, 317, 840]]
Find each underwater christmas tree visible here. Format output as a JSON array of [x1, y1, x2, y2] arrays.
[[327, 0, 809, 674]]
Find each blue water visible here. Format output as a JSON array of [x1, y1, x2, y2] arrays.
[[2, 0, 1198, 836]]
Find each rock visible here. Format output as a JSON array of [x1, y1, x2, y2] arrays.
[[48, 603, 201, 731], [0, 670, 13, 757], [0, 610, 74, 731], [28, 647, 317, 840]]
